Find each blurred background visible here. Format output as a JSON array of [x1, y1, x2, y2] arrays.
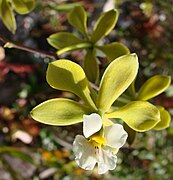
[[0, 0, 173, 179]]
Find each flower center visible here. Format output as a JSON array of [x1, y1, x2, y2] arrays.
[[90, 134, 106, 147]]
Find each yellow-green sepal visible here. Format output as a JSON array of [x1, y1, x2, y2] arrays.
[[47, 2, 83, 12], [0, 0, 16, 34], [57, 43, 91, 55], [83, 49, 99, 83], [96, 42, 130, 61], [46, 60, 97, 111], [97, 54, 138, 112], [30, 98, 91, 126], [12, 0, 35, 14], [90, 9, 118, 43], [137, 75, 171, 100], [105, 101, 160, 132], [153, 106, 171, 130], [47, 32, 85, 50], [68, 6, 88, 38]]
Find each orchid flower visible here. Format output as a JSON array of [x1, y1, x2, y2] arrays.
[[31, 54, 161, 173], [73, 113, 128, 174]]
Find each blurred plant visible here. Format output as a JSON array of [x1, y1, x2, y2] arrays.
[[0, 146, 34, 179], [0, 0, 35, 34], [47, 6, 130, 83]]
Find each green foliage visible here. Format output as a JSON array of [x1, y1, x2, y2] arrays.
[[47, 6, 130, 82], [0, 0, 35, 33]]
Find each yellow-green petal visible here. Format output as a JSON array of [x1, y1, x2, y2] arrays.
[[137, 75, 171, 100], [83, 49, 99, 83], [153, 106, 171, 130], [57, 43, 91, 55], [96, 42, 130, 61], [91, 9, 118, 43], [46, 60, 97, 110], [12, 0, 35, 14], [68, 6, 88, 37], [30, 98, 91, 126], [0, 0, 16, 34], [105, 101, 160, 132], [47, 32, 84, 49], [97, 54, 138, 112]]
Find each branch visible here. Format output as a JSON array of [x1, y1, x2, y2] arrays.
[[0, 35, 58, 60]]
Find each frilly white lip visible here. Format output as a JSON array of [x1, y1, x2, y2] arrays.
[[73, 113, 128, 174]]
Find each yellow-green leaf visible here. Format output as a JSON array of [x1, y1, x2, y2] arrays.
[[68, 6, 88, 37], [137, 75, 171, 100], [12, 0, 35, 14], [96, 42, 130, 61], [0, 0, 16, 34], [105, 101, 160, 132], [91, 9, 118, 43], [46, 60, 97, 110], [30, 98, 91, 126], [153, 106, 171, 130], [47, 32, 84, 49], [97, 54, 138, 112], [83, 49, 99, 83]]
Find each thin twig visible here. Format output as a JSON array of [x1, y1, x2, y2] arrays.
[[0, 35, 58, 60]]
